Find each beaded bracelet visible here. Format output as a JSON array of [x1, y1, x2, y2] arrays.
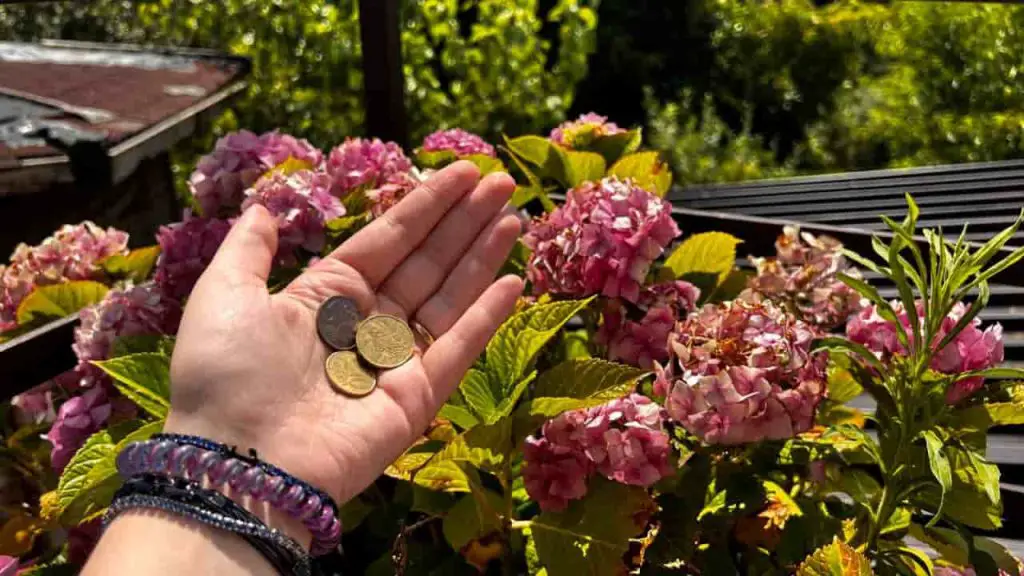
[[117, 435, 341, 556], [105, 475, 311, 576]]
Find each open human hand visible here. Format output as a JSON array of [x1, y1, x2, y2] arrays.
[[164, 161, 523, 509]]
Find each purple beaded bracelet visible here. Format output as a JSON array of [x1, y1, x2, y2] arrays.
[[116, 438, 341, 555]]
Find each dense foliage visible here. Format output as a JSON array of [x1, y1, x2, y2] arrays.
[[2, 115, 1023, 575]]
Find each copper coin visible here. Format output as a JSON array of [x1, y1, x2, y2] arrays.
[[317, 296, 361, 350], [355, 314, 415, 369], [325, 351, 377, 397]]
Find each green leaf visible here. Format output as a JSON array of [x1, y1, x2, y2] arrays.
[[921, 431, 952, 527], [465, 154, 505, 176], [708, 268, 752, 303], [339, 496, 375, 533], [505, 135, 565, 181], [813, 337, 885, 372], [92, 353, 171, 418], [954, 367, 1024, 382], [439, 403, 481, 430], [796, 537, 872, 576], [831, 468, 880, 510], [589, 129, 642, 165], [881, 508, 912, 535], [908, 523, 969, 566], [530, 478, 653, 576], [459, 369, 499, 423], [827, 362, 864, 404], [533, 358, 648, 401], [607, 151, 672, 196], [662, 232, 742, 293], [963, 448, 1001, 504], [412, 421, 510, 492], [16, 559, 77, 576], [110, 334, 175, 358], [325, 213, 371, 237], [951, 399, 1024, 431], [485, 297, 594, 393], [15, 280, 110, 325], [99, 246, 161, 283], [493, 371, 536, 421], [442, 489, 504, 550], [414, 148, 458, 168], [559, 149, 605, 186]]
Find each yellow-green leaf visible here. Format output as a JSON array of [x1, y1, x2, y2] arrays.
[[99, 246, 161, 283], [442, 489, 504, 550], [459, 369, 499, 423], [16, 280, 109, 325], [559, 149, 605, 186], [796, 537, 873, 575], [465, 154, 505, 176], [92, 353, 171, 418], [662, 232, 742, 294], [607, 151, 672, 196], [414, 148, 458, 169]]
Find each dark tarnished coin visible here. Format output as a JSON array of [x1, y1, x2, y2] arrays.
[[325, 351, 377, 397], [317, 296, 361, 350]]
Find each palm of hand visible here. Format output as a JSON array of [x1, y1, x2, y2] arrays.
[[165, 162, 523, 504]]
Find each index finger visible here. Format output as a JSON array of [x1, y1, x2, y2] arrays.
[[326, 161, 480, 287]]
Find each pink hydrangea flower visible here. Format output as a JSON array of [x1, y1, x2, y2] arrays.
[[846, 300, 1004, 404], [597, 280, 701, 368], [523, 393, 672, 511], [242, 170, 345, 265], [154, 213, 231, 301], [188, 130, 267, 216], [11, 381, 56, 425], [655, 295, 827, 444], [0, 222, 129, 330], [257, 130, 323, 169], [748, 226, 863, 330], [325, 137, 413, 197], [549, 112, 626, 149], [72, 284, 182, 389], [524, 177, 680, 303], [0, 556, 17, 576], [365, 171, 423, 217], [420, 128, 496, 157], [46, 386, 112, 472]]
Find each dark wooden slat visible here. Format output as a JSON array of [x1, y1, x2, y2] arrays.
[[800, 202, 1024, 224], [357, 0, 408, 149], [717, 190, 1024, 217], [0, 316, 76, 401]]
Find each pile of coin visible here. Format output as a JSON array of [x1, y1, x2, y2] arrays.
[[316, 296, 415, 397]]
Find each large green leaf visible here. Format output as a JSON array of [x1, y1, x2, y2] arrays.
[[15, 280, 109, 325], [589, 129, 642, 165], [505, 135, 565, 182], [827, 361, 864, 404], [560, 149, 606, 186], [92, 353, 171, 418], [439, 403, 481, 430], [99, 246, 161, 283], [414, 148, 458, 168], [485, 297, 594, 393], [795, 537, 872, 576], [921, 430, 952, 526], [662, 232, 742, 294], [442, 489, 504, 550], [465, 154, 505, 176], [459, 369, 499, 423], [411, 420, 510, 492], [110, 334, 175, 358], [520, 358, 649, 420], [606, 151, 672, 196], [530, 478, 652, 576]]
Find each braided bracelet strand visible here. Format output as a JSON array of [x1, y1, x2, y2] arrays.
[[117, 437, 341, 556]]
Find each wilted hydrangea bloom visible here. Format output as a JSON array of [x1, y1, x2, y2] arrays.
[[188, 130, 267, 216], [72, 283, 182, 388], [11, 381, 56, 425], [655, 295, 827, 444], [365, 170, 424, 217], [524, 177, 679, 303], [154, 214, 231, 301], [523, 393, 672, 511], [325, 137, 413, 197], [846, 300, 1004, 404], [749, 226, 862, 330], [257, 130, 323, 169], [598, 280, 701, 368], [0, 221, 129, 331], [242, 170, 345, 265], [46, 386, 112, 472], [420, 128, 496, 157], [549, 112, 626, 149]]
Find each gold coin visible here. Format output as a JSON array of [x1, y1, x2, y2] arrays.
[[355, 314, 415, 369], [325, 351, 377, 397]]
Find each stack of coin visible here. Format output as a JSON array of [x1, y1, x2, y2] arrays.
[[316, 296, 415, 397]]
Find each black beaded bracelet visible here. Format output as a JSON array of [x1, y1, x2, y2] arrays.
[[105, 475, 311, 576]]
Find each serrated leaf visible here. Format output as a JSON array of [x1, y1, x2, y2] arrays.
[[533, 358, 648, 400], [442, 489, 504, 550], [881, 508, 912, 536], [559, 149, 605, 186], [796, 537, 872, 575], [493, 372, 536, 421], [110, 334, 175, 358], [921, 430, 952, 526], [414, 148, 458, 168], [99, 246, 161, 283], [662, 232, 742, 294], [465, 154, 505, 176], [589, 129, 642, 165], [325, 213, 371, 237], [530, 478, 653, 576], [827, 362, 864, 404], [15, 280, 109, 325], [439, 403, 480, 430], [505, 135, 564, 181], [459, 369, 499, 422], [92, 353, 171, 418], [607, 151, 672, 196], [485, 297, 594, 393]]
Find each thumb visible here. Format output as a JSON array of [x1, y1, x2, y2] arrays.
[[205, 204, 279, 284]]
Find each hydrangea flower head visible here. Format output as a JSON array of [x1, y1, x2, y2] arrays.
[[325, 137, 413, 197], [0, 222, 129, 330], [654, 295, 827, 444], [241, 170, 345, 265], [46, 386, 113, 472], [523, 393, 672, 511], [366, 170, 424, 217], [549, 112, 626, 149], [72, 283, 182, 388], [524, 177, 679, 303], [154, 214, 232, 300], [597, 280, 701, 368], [748, 226, 862, 330], [420, 128, 496, 157], [846, 300, 1004, 404], [256, 131, 323, 169], [188, 130, 267, 216]]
